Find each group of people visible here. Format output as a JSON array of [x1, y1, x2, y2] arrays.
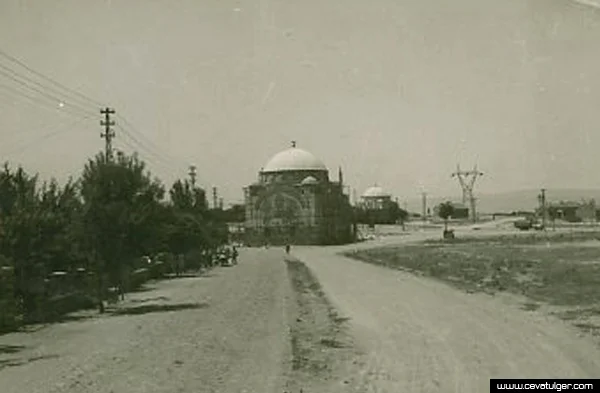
[[213, 245, 239, 267]]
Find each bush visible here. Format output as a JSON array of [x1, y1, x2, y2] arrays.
[[44, 293, 97, 321], [130, 268, 150, 290]]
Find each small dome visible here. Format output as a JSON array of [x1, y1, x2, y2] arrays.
[[300, 176, 318, 185], [362, 186, 390, 198], [262, 147, 327, 173]]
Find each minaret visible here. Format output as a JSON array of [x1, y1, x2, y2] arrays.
[[338, 166, 343, 186]]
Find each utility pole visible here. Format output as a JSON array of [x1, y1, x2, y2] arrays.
[[539, 188, 547, 229], [212, 187, 218, 210], [421, 192, 427, 223], [452, 164, 483, 223], [188, 165, 197, 188], [100, 108, 116, 161]]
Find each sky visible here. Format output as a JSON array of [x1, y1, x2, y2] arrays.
[[0, 0, 599, 206]]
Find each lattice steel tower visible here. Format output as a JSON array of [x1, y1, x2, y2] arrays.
[[451, 164, 483, 222]]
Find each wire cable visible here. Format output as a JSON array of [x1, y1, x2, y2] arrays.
[[0, 62, 98, 111], [0, 83, 92, 120], [116, 128, 185, 173], [2, 116, 93, 157], [115, 124, 192, 174], [0, 47, 201, 184], [116, 116, 192, 167], [0, 68, 96, 117], [0, 48, 105, 107], [115, 135, 183, 180]]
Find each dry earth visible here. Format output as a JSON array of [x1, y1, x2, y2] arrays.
[[0, 249, 293, 393], [0, 248, 362, 393], [283, 257, 363, 393], [292, 229, 600, 392], [3, 228, 600, 393]]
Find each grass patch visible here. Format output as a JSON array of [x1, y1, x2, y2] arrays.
[[285, 258, 352, 377], [0, 344, 26, 354], [521, 302, 541, 312], [345, 233, 600, 340], [345, 233, 600, 307], [109, 302, 209, 316]]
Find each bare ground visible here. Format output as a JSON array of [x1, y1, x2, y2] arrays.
[[0, 248, 366, 393], [292, 234, 600, 392], [0, 248, 293, 393], [283, 256, 363, 393], [4, 228, 600, 393]]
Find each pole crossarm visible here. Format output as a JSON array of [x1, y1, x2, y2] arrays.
[[100, 107, 116, 160]]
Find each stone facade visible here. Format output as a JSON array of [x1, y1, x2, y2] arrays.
[[244, 146, 354, 246]]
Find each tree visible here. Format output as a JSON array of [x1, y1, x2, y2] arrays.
[[0, 148, 232, 326], [222, 204, 245, 222], [0, 164, 46, 321], [165, 178, 227, 270], [386, 201, 408, 225], [169, 179, 207, 214], [438, 201, 455, 231], [79, 151, 165, 310]]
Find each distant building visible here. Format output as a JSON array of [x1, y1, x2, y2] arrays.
[[433, 202, 469, 219], [546, 200, 598, 223], [243, 143, 354, 246], [355, 185, 404, 225], [359, 185, 392, 210]]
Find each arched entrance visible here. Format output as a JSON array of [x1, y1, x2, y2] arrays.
[[259, 193, 302, 245]]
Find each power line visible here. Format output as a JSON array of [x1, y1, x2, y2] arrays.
[[0, 62, 98, 111], [116, 116, 191, 168], [0, 112, 88, 140], [0, 48, 105, 107], [0, 68, 96, 117], [0, 80, 186, 177], [116, 125, 183, 169], [116, 127, 187, 177], [2, 116, 92, 157], [0, 83, 92, 120], [115, 138, 184, 182], [114, 124, 203, 186], [0, 48, 200, 183]]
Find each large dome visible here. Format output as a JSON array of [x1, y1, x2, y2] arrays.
[[262, 147, 327, 173], [362, 186, 390, 198]]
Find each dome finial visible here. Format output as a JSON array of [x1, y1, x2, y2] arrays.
[[291, 140, 296, 148]]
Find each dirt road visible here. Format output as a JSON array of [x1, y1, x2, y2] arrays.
[[3, 232, 600, 393], [293, 234, 600, 392], [0, 249, 292, 393]]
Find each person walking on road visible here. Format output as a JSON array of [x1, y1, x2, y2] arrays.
[[285, 244, 291, 254], [232, 246, 239, 265]]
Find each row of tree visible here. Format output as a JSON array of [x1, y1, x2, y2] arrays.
[[0, 150, 228, 330]]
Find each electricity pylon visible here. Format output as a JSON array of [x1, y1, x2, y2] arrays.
[[451, 164, 483, 222]]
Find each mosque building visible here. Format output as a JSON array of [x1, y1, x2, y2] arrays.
[[243, 142, 355, 246], [360, 185, 392, 210], [355, 185, 405, 225]]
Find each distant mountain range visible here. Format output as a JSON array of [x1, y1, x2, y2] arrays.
[[403, 188, 600, 215]]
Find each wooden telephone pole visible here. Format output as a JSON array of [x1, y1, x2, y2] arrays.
[[100, 108, 116, 161], [188, 165, 197, 188]]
